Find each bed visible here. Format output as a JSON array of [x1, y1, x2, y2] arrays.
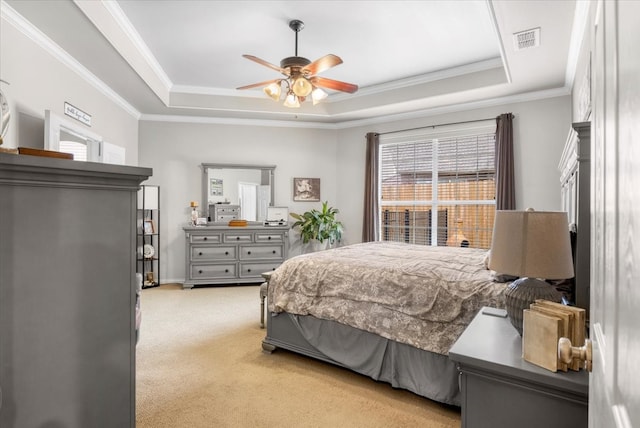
[[261, 241, 507, 406]]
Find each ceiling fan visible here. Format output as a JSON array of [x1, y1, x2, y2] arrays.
[[237, 19, 358, 107]]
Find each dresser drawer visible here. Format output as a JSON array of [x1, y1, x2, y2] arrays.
[[190, 264, 236, 279], [190, 233, 221, 244], [191, 246, 236, 261], [255, 232, 286, 243], [216, 213, 239, 221], [239, 262, 280, 277], [215, 205, 240, 215], [240, 245, 283, 260], [224, 233, 253, 243]]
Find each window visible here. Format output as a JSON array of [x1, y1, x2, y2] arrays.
[[57, 128, 99, 162], [378, 123, 496, 249]]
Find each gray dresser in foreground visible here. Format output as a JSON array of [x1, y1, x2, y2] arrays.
[[0, 153, 151, 427], [183, 224, 289, 289], [449, 307, 589, 428]]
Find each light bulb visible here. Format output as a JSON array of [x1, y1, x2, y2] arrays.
[[292, 77, 313, 97], [263, 82, 281, 101], [311, 87, 328, 105], [283, 92, 300, 108]]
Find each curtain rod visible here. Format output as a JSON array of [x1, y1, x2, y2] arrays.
[[376, 114, 514, 136]]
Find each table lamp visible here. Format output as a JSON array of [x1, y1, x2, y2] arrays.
[[489, 209, 574, 335]]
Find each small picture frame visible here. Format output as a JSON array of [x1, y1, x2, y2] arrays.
[[293, 177, 320, 202], [143, 220, 155, 234]]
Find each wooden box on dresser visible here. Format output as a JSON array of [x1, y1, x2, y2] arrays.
[[0, 153, 151, 427], [183, 224, 289, 289], [449, 308, 588, 428]]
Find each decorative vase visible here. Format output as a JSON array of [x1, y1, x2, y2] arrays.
[[505, 277, 563, 335]]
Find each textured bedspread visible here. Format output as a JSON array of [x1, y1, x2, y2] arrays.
[[268, 241, 506, 355]]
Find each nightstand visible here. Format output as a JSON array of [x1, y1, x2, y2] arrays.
[[449, 307, 589, 428]]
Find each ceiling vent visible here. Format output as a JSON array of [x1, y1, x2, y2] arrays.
[[513, 27, 540, 51]]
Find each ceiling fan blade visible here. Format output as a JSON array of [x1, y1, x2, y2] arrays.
[[310, 76, 358, 94], [302, 54, 343, 76], [242, 54, 287, 75], [236, 79, 280, 90]]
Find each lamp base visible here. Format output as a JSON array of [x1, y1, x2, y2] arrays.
[[505, 277, 563, 335]]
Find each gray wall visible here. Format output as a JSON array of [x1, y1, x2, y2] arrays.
[[0, 12, 138, 164], [336, 96, 572, 245], [138, 120, 338, 282], [1, 3, 573, 285], [140, 95, 570, 283]]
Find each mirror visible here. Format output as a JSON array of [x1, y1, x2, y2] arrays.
[[201, 163, 276, 222]]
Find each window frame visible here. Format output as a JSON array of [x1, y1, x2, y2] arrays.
[[377, 121, 496, 249]]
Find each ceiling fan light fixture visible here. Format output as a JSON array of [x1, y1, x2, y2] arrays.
[[238, 19, 358, 107], [292, 76, 313, 97], [311, 87, 328, 105], [283, 91, 300, 108], [263, 82, 282, 101]]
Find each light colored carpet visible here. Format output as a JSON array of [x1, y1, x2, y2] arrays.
[[136, 284, 461, 427]]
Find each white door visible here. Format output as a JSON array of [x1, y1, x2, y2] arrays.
[[238, 182, 258, 221], [589, 1, 639, 426]]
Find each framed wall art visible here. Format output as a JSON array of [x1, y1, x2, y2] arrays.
[[293, 177, 320, 202], [143, 219, 156, 235]]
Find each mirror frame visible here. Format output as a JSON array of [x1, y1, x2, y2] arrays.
[[201, 163, 276, 219]]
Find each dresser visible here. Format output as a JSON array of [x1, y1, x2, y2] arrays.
[[0, 153, 151, 427], [449, 308, 589, 428], [209, 204, 240, 222], [183, 224, 289, 289]]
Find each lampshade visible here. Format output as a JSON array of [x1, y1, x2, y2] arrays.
[[311, 87, 328, 105], [489, 209, 574, 335], [292, 77, 313, 97], [283, 91, 300, 108], [263, 82, 281, 101], [489, 210, 574, 279]]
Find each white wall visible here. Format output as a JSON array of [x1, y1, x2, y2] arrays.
[[0, 13, 138, 164], [336, 96, 572, 245]]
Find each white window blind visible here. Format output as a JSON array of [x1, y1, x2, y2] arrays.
[[379, 124, 496, 249], [59, 140, 88, 161]]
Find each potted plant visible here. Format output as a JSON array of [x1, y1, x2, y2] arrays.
[[290, 201, 344, 250]]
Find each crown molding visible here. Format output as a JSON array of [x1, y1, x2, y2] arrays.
[[75, 0, 172, 104], [140, 85, 570, 130], [139, 113, 339, 130], [564, 0, 591, 88], [1, 1, 141, 119]]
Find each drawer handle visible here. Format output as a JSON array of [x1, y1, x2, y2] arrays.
[[203, 237, 208, 241], [198, 270, 203, 274], [268, 236, 272, 240], [225, 251, 229, 255], [247, 268, 252, 273], [247, 251, 251, 255], [236, 236, 240, 240], [272, 250, 276, 254], [225, 269, 229, 273], [198, 252, 203, 256]]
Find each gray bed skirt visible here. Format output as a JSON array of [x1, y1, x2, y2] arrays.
[[262, 311, 461, 406]]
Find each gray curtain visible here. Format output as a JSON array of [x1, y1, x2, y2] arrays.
[[495, 113, 515, 210], [362, 132, 380, 242]]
